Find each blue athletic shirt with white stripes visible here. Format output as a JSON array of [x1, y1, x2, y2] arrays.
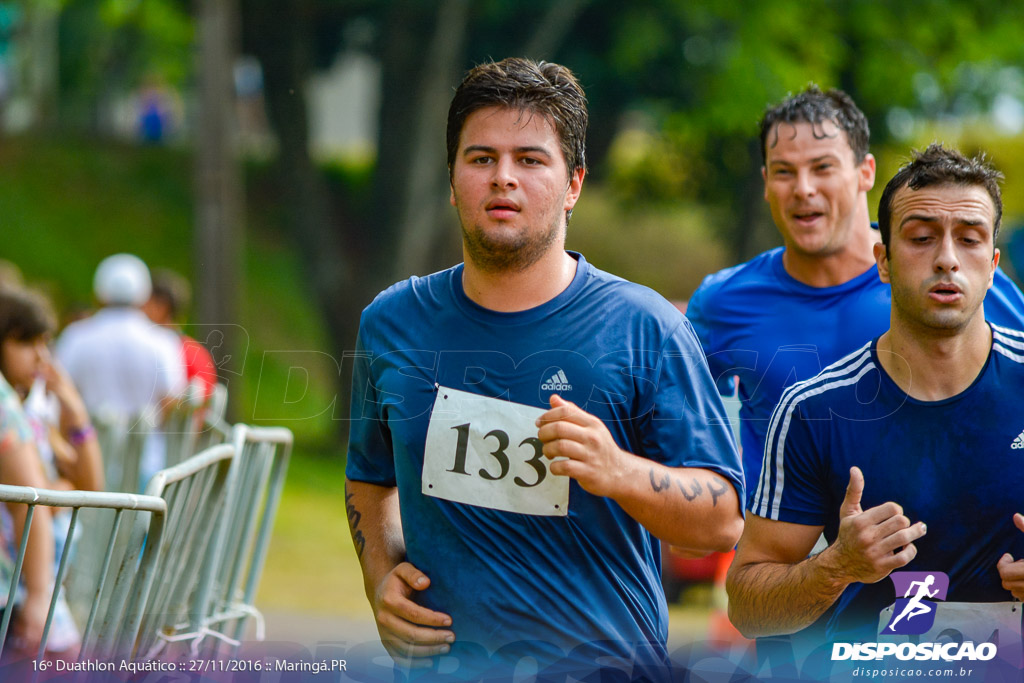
[[752, 324, 1024, 643], [347, 252, 743, 679], [687, 245, 1024, 498]]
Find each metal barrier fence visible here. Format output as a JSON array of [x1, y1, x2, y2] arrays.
[[0, 400, 293, 664], [164, 382, 231, 470], [132, 443, 235, 659], [92, 413, 154, 495], [0, 484, 167, 665], [197, 425, 293, 655]]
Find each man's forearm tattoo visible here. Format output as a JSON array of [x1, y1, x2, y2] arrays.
[[345, 490, 366, 558], [648, 467, 727, 506], [650, 469, 672, 493], [678, 477, 702, 502], [707, 479, 728, 507]]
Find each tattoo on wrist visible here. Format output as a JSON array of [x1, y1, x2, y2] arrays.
[[345, 491, 366, 558]]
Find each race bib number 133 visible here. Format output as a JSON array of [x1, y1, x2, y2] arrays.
[[422, 386, 569, 516]]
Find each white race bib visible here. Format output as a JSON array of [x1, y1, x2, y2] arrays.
[[422, 386, 569, 516], [879, 601, 1022, 667]]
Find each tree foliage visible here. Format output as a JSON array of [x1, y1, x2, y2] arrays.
[[56, 0, 192, 130]]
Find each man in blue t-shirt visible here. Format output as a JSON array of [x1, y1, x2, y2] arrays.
[[686, 87, 1024, 496], [727, 145, 1024, 655], [344, 58, 744, 680]]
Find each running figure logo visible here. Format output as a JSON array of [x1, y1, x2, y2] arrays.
[[884, 571, 949, 635]]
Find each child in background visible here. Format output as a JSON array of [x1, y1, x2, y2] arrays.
[[0, 285, 104, 655]]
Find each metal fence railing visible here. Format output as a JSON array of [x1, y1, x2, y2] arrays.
[[197, 425, 293, 654], [0, 383, 292, 665], [132, 443, 235, 659], [0, 484, 167, 666]]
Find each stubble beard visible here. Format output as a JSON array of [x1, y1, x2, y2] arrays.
[[461, 213, 565, 274], [891, 271, 980, 336]]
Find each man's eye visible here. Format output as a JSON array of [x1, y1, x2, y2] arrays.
[[522, 157, 541, 165], [471, 156, 492, 164], [815, 164, 832, 172]]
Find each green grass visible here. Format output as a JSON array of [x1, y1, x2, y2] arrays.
[[1, 133, 349, 613], [256, 448, 363, 615], [0, 134, 338, 444]]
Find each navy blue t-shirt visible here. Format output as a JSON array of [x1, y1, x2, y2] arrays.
[[347, 253, 743, 678], [752, 325, 1024, 642], [687, 246, 1024, 497]]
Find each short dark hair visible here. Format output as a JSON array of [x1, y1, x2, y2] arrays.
[[0, 286, 57, 344], [150, 268, 192, 321], [877, 143, 1003, 254], [446, 57, 587, 179], [760, 85, 870, 164]]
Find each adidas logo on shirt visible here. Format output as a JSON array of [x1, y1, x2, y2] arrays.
[[1012, 430, 1024, 450], [541, 369, 573, 392]]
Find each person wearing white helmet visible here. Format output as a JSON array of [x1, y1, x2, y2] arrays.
[[55, 254, 185, 486]]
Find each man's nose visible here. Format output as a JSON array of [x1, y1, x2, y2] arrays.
[[491, 158, 518, 189]]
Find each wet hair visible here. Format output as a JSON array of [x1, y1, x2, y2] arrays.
[[0, 286, 57, 344], [877, 143, 1003, 254], [760, 84, 869, 164], [446, 57, 588, 180]]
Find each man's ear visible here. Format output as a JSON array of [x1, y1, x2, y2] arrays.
[[563, 167, 585, 212], [874, 241, 890, 284], [859, 153, 876, 193]]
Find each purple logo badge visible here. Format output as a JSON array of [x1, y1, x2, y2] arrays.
[[884, 571, 949, 635]]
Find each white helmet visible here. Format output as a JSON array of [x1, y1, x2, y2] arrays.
[[93, 253, 152, 306]]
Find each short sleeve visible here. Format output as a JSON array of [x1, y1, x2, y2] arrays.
[[345, 328, 397, 486], [750, 396, 829, 525], [986, 268, 1024, 328], [0, 377, 32, 456], [685, 283, 736, 395], [639, 318, 744, 511]]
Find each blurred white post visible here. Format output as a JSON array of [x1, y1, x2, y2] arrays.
[[195, 0, 243, 420]]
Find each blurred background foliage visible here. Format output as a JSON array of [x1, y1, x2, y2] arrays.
[[4, 0, 1024, 615]]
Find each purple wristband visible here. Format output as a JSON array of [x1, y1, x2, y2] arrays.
[[68, 424, 96, 446]]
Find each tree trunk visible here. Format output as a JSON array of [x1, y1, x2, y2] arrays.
[[390, 0, 469, 280], [195, 0, 245, 419]]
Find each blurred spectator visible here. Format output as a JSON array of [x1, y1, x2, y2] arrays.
[[55, 254, 185, 484], [0, 341, 53, 656], [136, 74, 182, 145], [142, 268, 217, 401], [56, 254, 184, 417], [0, 286, 102, 492], [0, 285, 100, 655]]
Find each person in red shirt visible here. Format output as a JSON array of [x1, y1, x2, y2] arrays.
[[141, 269, 217, 400]]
